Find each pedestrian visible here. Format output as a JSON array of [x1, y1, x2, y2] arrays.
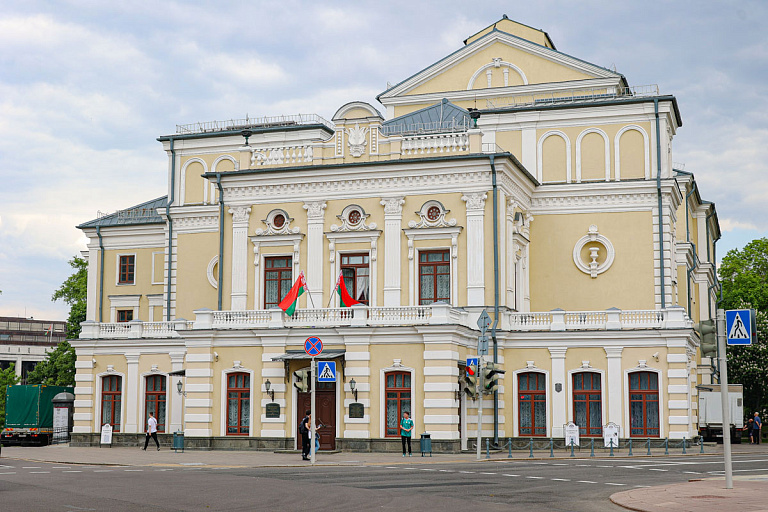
[[754, 412, 762, 445], [745, 418, 754, 444], [143, 411, 160, 451], [400, 411, 414, 457], [300, 410, 311, 460]]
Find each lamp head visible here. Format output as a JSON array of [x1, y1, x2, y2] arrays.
[[177, 380, 183, 394], [265, 379, 271, 392]]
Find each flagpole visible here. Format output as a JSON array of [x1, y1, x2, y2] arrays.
[[326, 271, 341, 308], [301, 271, 317, 309]]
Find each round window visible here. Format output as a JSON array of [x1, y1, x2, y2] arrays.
[[426, 206, 441, 221], [272, 214, 286, 228], [348, 209, 362, 225]]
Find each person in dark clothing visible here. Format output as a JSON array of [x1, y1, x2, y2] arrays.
[[300, 410, 311, 460]]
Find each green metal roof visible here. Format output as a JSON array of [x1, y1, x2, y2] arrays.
[[381, 99, 470, 136], [77, 196, 167, 229]]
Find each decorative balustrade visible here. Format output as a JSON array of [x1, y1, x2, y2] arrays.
[[80, 306, 689, 339], [251, 145, 313, 166], [401, 133, 469, 155]]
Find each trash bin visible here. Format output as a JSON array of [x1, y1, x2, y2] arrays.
[[420, 432, 432, 457], [173, 431, 184, 453]]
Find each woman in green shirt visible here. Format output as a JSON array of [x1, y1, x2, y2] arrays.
[[400, 411, 414, 456]]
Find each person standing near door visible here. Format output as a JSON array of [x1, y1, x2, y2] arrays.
[[143, 411, 160, 451], [754, 412, 762, 445], [400, 411, 414, 457], [300, 410, 311, 460]]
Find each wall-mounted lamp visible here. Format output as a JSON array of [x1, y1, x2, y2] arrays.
[[265, 379, 275, 402], [176, 380, 186, 396], [349, 378, 358, 402]]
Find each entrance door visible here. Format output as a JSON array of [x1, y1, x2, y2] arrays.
[[297, 381, 336, 450]]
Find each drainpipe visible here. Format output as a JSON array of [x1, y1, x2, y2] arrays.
[[705, 211, 716, 315], [96, 226, 105, 323], [166, 138, 176, 321], [216, 173, 224, 311], [654, 99, 666, 309], [685, 182, 698, 317], [489, 154, 501, 445]]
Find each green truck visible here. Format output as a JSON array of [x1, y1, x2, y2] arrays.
[[2, 384, 74, 446]]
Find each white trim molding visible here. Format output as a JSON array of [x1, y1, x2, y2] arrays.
[[467, 58, 529, 89], [614, 125, 650, 180], [572, 225, 615, 278], [219, 367, 256, 437], [575, 128, 610, 182], [537, 130, 572, 183]]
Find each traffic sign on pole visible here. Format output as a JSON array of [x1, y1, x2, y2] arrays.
[[317, 361, 336, 382], [477, 309, 492, 333], [725, 309, 752, 345], [466, 357, 478, 368], [304, 336, 323, 356]]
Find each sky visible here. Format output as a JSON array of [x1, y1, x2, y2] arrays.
[[1, 0, 766, 321]]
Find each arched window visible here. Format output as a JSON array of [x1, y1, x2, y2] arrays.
[[385, 371, 411, 437], [227, 372, 250, 435], [145, 375, 166, 433], [518, 372, 546, 436], [629, 371, 659, 437], [573, 372, 602, 436], [101, 375, 122, 432]]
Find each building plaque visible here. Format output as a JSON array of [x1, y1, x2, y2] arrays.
[[265, 403, 280, 419], [349, 403, 364, 419]]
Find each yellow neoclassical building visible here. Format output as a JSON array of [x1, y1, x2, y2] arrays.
[[72, 17, 720, 451]]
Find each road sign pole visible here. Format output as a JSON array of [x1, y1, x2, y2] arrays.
[[476, 358, 483, 461], [310, 356, 316, 465], [717, 308, 733, 489]]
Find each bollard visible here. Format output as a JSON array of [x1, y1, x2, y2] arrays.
[[628, 438, 633, 456], [609, 438, 614, 457], [590, 438, 595, 457], [699, 436, 704, 454], [569, 438, 575, 458], [508, 438, 512, 458], [486, 438, 490, 459], [664, 437, 669, 455], [646, 438, 651, 456], [549, 438, 554, 458], [682, 436, 687, 454], [529, 438, 534, 458]]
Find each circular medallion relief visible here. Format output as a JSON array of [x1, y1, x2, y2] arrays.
[[427, 206, 441, 221], [272, 213, 285, 229], [348, 209, 362, 225]]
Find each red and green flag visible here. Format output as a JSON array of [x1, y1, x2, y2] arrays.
[[336, 272, 362, 307], [278, 271, 307, 316]]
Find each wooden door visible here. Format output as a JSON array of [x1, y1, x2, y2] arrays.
[[297, 381, 336, 450]]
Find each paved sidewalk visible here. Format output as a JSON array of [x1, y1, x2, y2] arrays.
[[611, 475, 768, 512]]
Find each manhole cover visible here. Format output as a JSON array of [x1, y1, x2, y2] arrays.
[[691, 495, 726, 499]]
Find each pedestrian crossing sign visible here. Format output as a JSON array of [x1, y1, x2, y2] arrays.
[[725, 309, 752, 345], [317, 361, 336, 382]]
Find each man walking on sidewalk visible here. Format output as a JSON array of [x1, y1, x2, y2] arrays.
[[143, 411, 160, 451], [400, 411, 414, 457]]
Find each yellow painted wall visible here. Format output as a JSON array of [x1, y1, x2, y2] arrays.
[[529, 211, 655, 311], [465, 18, 553, 48], [580, 132, 606, 181], [619, 130, 646, 179], [542, 135, 568, 182], [495, 130, 522, 159], [175, 232, 219, 318], [100, 247, 164, 321]]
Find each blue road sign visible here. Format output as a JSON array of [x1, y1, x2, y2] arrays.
[[467, 357, 479, 368], [304, 336, 323, 356], [726, 309, 752, 345], [317, 361, 336, 382]]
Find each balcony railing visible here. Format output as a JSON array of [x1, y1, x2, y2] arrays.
[[79, 306, 690, 339]]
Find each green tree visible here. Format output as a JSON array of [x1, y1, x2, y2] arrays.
[[718, 237, 768, 417], [0, 364, 20, 428], [26, 341, 76, 387], [52, 256, 87, 340]]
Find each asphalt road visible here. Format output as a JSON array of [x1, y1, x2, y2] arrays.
[[1, 453, 767, 511]]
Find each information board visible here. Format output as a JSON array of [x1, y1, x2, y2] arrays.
[[564, 422, 580, 447], [100, 423, 113, 445], [603, 422, 619, 448]]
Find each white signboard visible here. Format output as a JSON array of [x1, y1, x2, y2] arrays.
[[603, 422, 619, 448], [53, 407, 68, 442], [564, 422, 580, 447], [100, 423, 113, 445]]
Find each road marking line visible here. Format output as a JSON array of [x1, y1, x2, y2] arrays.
[[22, 467, 41, 469], [385, 467, 397, 469], [480, 472, 496, 475], [419, 468, 435, 471], [459, 471, 475, 474], [438, 470, 454, 472], [683, 471, 701, 474], [52, 467, 72, 469], [124, 469, 143, 472], [154, 469, 173, 471], [634, 485, 651, 488], [551, 478, 570, 481], [93, 470, 112, 472], [503, 474, 519, 477], [605, 483, 626, 486], [552, 463, 568, 466], [526, 476, 543, 479], [577, 480, 597, 484], [63, 471, 82, 473], [0, 472, 17, 475], [596, 465, 613, 468], [29, 471, 50, 474], [649, 469, 668, 472], [575, 464, 591, 467]]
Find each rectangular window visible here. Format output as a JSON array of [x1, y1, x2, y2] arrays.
[[340, 253, 370, 305], [573, 372, 602, 437], [418, 250, 450, 305], [629, 372, 659, 437], [119, 255, 135, 284], [101, 375, 122, 432], [226, 373, 250, 435], [264, 257, 292, 309], [518, 372, 546, 436], [145, 375, 166, 433], [117, 310, 133, 323], [385, 371, 411, 437]]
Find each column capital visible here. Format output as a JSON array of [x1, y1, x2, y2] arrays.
[[461, 192, 487, 212], [548, 347, 568, 358], [604, 346, 624, 358], [125, 354, 140, 364], [228, 205, 251, 225], [303, 200, 327, 220], [380, 196, 405, 216]]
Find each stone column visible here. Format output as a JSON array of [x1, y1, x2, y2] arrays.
[[462, 192, 487, 306], [229, 206, 251, 310], [304, 201, 327, 308], [125, 354, 140, 433], [549, 347, 567, 437], [169, 351, 185, 432], [380, 197, 404, 307], [521, 123, 537, 175], [422, 337, 460, 444], [604, 347, 624, 434]]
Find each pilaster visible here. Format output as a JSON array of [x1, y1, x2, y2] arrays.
[[462, 192, 487, 306], [125, 354, 140, 433], [184, 341, 214, 437], [342, 333, 371, 439], [380, 196, 404, 306], [229, 206, 251, 310], [304, 201, 327, 308], [422, 339, 460, 440], [604, 346, 624, 434], [548, 347, 567, 437], [169, 351, 185, 433]]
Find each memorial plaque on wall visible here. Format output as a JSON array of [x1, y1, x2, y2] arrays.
[[349, 403, 364, 419], [265, 403, 280, 418]]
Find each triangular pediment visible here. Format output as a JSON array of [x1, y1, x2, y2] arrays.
[[378, 25, 622, 112]]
